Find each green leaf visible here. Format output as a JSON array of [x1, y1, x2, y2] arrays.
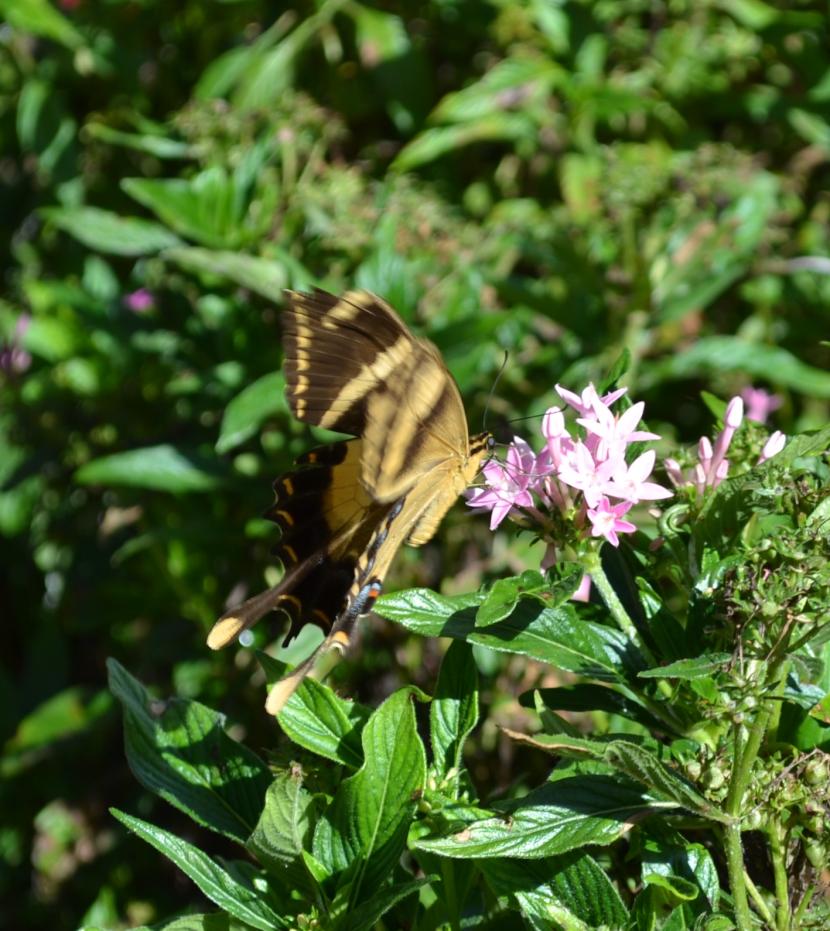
[[650, 172, 778, 322], [0, 0, 85, 50], [165, 247, 290, 302], [641, 827, 720, 910], [111, 810, 290, 931], [142, 915, 259, 931], [107, 660, 271, 844], [247, 772, 317, 896], [259, 653, 369, 769], [22, 316, 86, 361], [312, 688, 427, 895], [480, 852, 628, 931], [638, 654, 732, 680], [216, 373, 285, 454], [525, 684, 665, 733], [602, 741, 728, 824], [430, 641, 479, 785], [377, 588, 644, 681], [75, 445, 224, 492], [340, 877, 432, 931], [643, 337, 830, 398], [2, 688, 112, 778], [123, 168, 248, 249], [85, 122, 194, 159], [43, 207, 181, 256], [392, 115, 534, 172], [475, 570, 547, 627], [415, 776, 662, 858]]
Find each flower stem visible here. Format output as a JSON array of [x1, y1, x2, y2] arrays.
[[584, 550, 656, 666], [769, 824, 790, 930], [723, 659, 788, 929]]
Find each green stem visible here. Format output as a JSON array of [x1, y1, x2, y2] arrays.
[[769, 824, 790, 930], [723, 723, 753, 930], [723, 660, 789, 929], [743, 869, 775, 928], [584, 550, 656, 666]]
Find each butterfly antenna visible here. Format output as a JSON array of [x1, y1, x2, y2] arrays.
[[482, 350, 509, 433]]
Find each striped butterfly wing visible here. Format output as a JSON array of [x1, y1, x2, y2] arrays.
[[208, 289, 491, 713]]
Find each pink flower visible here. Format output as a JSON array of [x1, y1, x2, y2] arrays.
[[572, 574, 592, 602], [124, 288, 155, 313], [759, 431, 786, 463], [556, 441, 617, 508], [578, 400, 660, 462], [602, 450, 673, 503], [0, 314, 32, 374], [556, 383, 627, 417], [741, 386, 782, 424], [586, 497, 636, 547], [706, 396, 743, 484], [467, 437, 536, 530]]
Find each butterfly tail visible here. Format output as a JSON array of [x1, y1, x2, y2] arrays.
[[264, 626, 352, 715]]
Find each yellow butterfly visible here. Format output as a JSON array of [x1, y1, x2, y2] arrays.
[[208, 289, 492, 713]]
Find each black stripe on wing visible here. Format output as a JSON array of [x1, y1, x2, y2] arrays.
[[282, 289, 413, 435]]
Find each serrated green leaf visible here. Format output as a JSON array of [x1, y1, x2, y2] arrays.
[[340, 877, 432, 931], [76, 445, 224, 492], [216, 373, 285, 454], [377, 588, 644, 681], [135, 914, 257, 931], [259, 653, 369, 769], [43, 207, 181, 256], [525, 684, 665, 733], [641, 827, 720, 910], [165, 247, 290, 302], [602, 741, 728, 823], [312, 688, 426, 897], [107, 660, 271, 844], [475, 570, 547, 627], [111, 810, 290, 930], [247, 772, 317, 896], [638, 654, 731, 680], [481, 852, 628, 931], [431, 641, 478, 786], [415, 775, 663, 858]]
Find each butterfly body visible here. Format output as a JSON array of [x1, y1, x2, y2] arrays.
[[208, 289, 491, 712]]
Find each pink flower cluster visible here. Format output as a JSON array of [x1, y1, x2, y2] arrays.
[[467, 384, 672, 547], [664, 396, 786, 496]]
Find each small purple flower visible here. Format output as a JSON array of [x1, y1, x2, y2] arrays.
[[759, 431, 786, 463], [706, 396, 743, 484], [586, 497, 637, 547], [603, 450, 673, 504], [741, 386, 782, 424], [467, 437, 536, 530], [124, 288, 155, 313], [0, 314, 32, 374]]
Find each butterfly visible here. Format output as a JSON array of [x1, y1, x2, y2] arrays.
[[207, 289, 492, 713]]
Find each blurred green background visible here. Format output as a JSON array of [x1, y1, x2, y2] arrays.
[[2, 0, 829, 927]]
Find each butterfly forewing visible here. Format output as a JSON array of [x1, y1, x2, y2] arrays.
[[283, 289, 417, 435]]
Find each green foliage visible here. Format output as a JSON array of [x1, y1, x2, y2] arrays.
[[2, 0, 830, 928]]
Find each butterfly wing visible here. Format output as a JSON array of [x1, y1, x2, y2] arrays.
[[283, 289, 417, 436], [207, 440, 389, 649]]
